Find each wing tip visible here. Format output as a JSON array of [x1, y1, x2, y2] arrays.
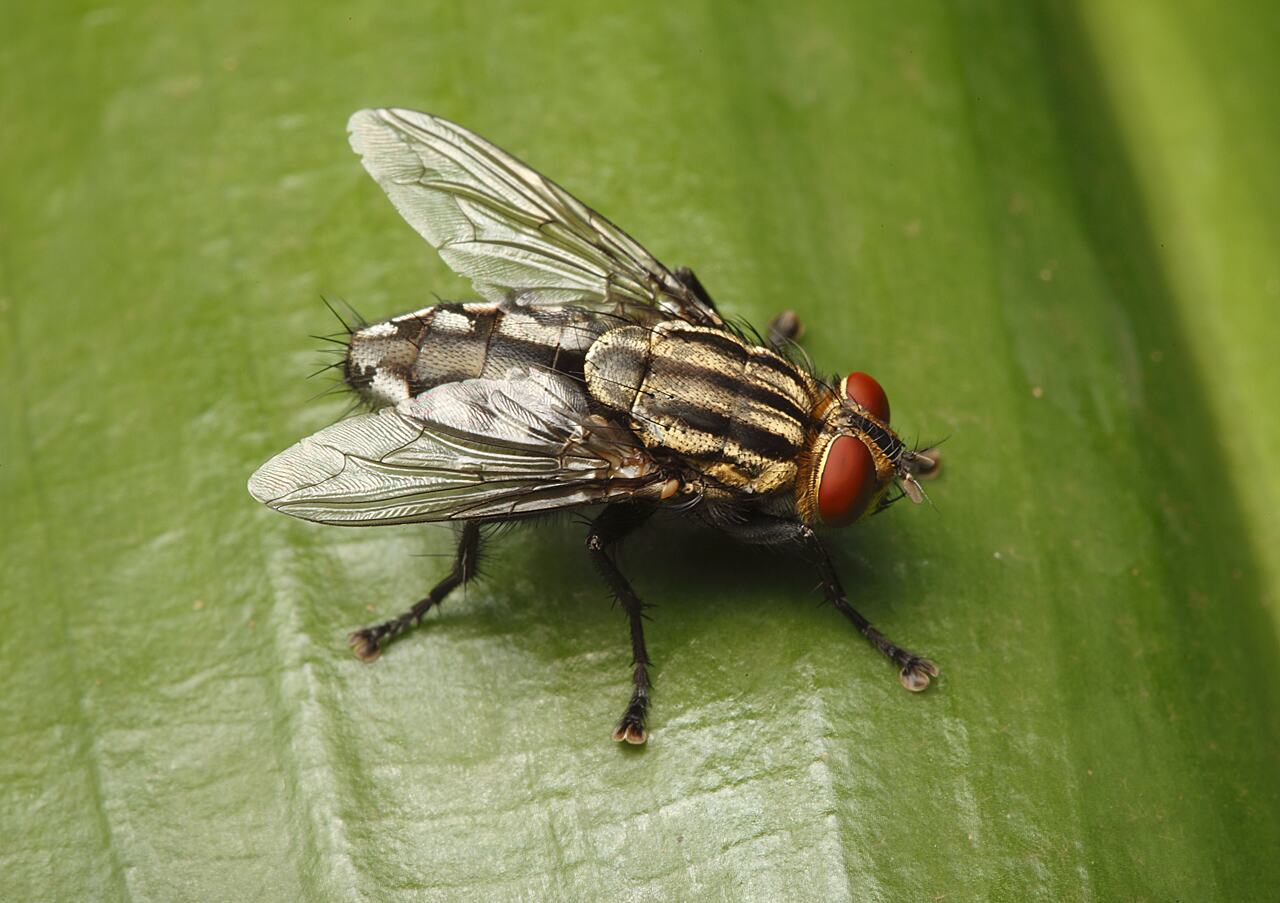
[[348, 108, 447, 178], [247, 438, 346, 510], [346, 108, 386, 155], [246, 460, 286, 507], [347, 107, 441, 138]]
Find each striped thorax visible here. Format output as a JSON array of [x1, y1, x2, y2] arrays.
[[584, 320, 818, 499]]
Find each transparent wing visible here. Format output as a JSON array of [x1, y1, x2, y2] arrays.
[[347, 107, 723, 327], [248, 370, 666, 525]]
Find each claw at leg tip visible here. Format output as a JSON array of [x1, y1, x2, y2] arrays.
[[612, 723, 648, 745], [900, 659, 939, 692], [347, 632, 382, 663]]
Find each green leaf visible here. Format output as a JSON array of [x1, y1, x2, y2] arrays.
[[3, 2, 1278, 899]]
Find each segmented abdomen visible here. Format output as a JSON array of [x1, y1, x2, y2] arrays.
[[344, 302, 611, 407]]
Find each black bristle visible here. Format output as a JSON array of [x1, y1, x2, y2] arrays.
[[320, 295, 354, 335]]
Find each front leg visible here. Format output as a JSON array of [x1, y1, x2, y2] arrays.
[[766, 310, 804, 350], [674, 266, 718, 314], [586, 504, 657, 744], [713, 512, 939, 691], [674, 267, 802, 354]]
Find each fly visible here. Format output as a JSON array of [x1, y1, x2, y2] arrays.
[[249, 108, 941, 744]]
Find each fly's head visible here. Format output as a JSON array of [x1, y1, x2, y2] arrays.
[[802, 372, 938, 527]]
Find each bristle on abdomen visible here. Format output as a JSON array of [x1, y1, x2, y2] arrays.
[[344, 302, 612, 407]]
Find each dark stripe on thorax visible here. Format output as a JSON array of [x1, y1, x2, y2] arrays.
[[747, 350, 809, 385], [658, 400, 802, 462], [674, 327, 748, 360], [647, 356, 811, 428], [667, 326, 809, 396], [729, 417, 803, 461], [655, 386, 803, 461]]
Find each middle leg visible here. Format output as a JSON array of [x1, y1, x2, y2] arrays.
[[586, 504, 656, 744]]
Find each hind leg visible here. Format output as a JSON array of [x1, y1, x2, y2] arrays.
[[585, 505, 656, 744], [348, 522, 481, 661]]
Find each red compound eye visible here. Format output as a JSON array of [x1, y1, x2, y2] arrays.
[[840, 371, 890, 423], [817, 435, 877, 526]]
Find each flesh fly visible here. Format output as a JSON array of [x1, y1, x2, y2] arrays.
[[249, 109, 940, 744]]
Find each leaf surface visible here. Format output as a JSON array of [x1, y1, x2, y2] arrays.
[[2, 2, 1277, 900]]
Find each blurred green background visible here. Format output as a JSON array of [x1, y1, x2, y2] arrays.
[[3, 1, 1279, 900]]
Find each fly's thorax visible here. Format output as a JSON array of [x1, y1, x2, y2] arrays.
[[584, 320, 820, 498], [344, 302, 610, 407]]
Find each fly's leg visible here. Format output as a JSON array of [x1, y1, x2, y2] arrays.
[[766, 310, 804, 349], [713, 514, 938, 691], [675, 266, 719, 314], [348, 522, 481, 662], [586, 504, 656, 744]]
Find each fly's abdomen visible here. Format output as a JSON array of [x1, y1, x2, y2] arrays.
[[585, 321, 817, 496], [344, 302, 610, 407]]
